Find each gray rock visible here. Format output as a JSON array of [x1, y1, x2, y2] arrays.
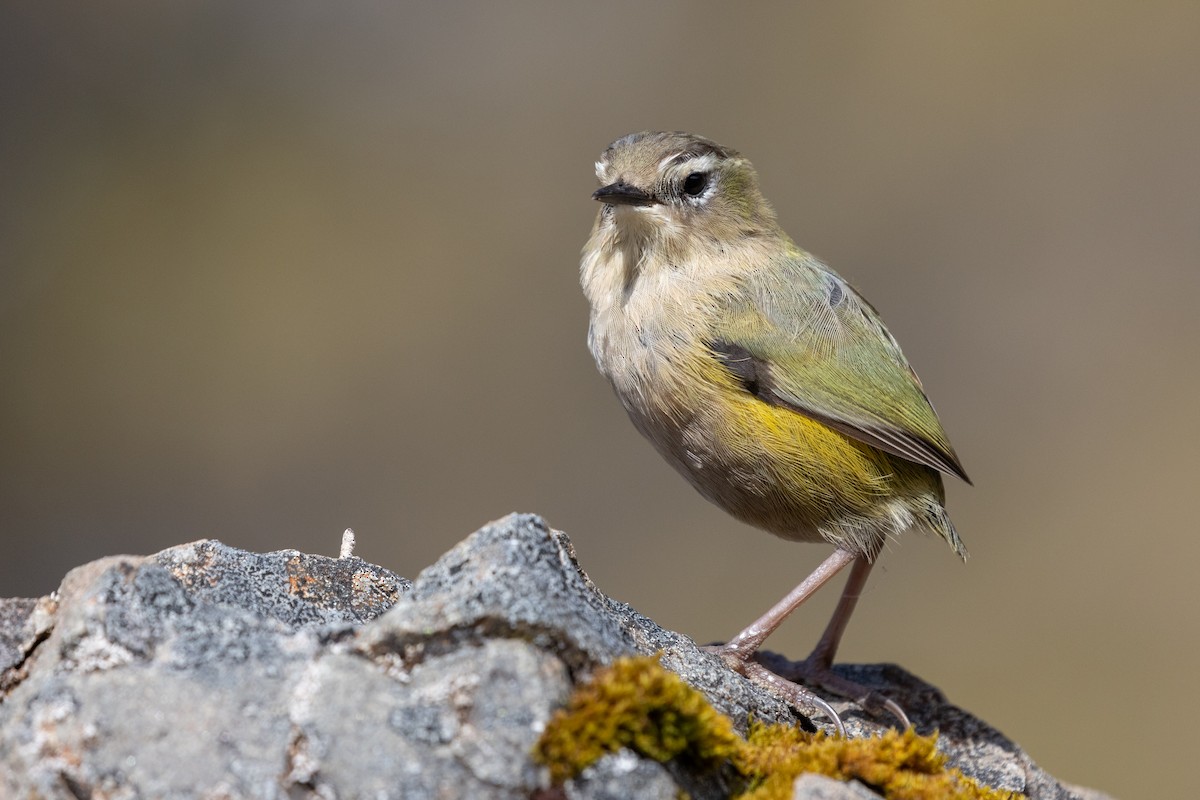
[[0, 596, 55, 690], [793, 774, 883, 799], [565, 750, 679, 800], [0, 513, 1111, 799]]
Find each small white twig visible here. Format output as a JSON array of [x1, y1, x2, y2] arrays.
[[339, 528, 356, 559]]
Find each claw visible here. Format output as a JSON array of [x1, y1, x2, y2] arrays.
[[860, 691, 911, 730], [776, 658, 913, 730], [704, 644, 846, 736], [742, 661, 846, 737]]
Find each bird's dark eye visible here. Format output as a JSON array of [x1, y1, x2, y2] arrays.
[[682, 172, 708, 196]]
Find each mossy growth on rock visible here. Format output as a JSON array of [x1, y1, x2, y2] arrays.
[[534, 655, 1022, 800], [533, 652, 742, 784]]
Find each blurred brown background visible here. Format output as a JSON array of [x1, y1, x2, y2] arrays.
[[2, 4, 1196, 796]]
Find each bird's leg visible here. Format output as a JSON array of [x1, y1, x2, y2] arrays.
[[721, 547, 857, 660], [802, 553, 873, 668], [706, 547, 857, 735], [708, 547, 911, 731], [776, 554, 912, 729]]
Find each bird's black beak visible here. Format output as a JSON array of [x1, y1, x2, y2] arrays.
[[592, 181, 657, 207]]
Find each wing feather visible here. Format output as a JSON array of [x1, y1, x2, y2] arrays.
[[708, 253, 970, 483]]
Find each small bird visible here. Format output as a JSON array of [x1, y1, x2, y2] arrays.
[[580, 131, 970, 732]]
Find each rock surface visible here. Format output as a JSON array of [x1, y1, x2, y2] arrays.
[[0, 514, 1109, 799]]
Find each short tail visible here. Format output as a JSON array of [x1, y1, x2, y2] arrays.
[[925, 502, 968, 561]]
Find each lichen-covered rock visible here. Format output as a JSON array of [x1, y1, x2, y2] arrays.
[[0, 514, 1110, 800]]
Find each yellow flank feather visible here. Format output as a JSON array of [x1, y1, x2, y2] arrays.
[[644, 351, 944, 554]]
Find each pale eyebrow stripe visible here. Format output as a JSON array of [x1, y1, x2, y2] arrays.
[[658, 152, 685, 171], [660, 152, 723, 174]]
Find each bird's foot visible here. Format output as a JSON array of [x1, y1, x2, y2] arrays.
[[768, 653, 911, 730], [703, 643, 846, 737]]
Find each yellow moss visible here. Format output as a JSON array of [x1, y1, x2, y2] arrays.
[[534, 655, 1023, 800], [533, 654, 741, 784], [737, 723, 1015, 800]]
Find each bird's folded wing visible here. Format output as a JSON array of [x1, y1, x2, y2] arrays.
[[707, 255, 970, 483]]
